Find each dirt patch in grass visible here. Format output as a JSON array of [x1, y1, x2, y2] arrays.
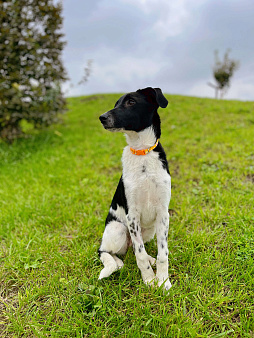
[[246, 173, 254, 183], [0, 286, 20, 336], [80, 95, 105, 103]]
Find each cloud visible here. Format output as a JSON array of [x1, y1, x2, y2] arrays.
[[62, 0, 254, 100], [63, 47, 170, 96], [121, 0, 190, 38]]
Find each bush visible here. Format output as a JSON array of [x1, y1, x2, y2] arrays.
[[213, 49, 239, 98], [0, 0, 67, 142]]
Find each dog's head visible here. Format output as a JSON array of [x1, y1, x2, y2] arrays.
[[99, 87, 168, 132]]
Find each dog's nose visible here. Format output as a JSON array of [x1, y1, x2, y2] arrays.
[[99, 113, 108, 123], [99, 112, 114, 129]]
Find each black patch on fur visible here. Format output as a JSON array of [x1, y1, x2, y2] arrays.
[[111, 176, 128, 213], [142, 166, 146, 173], [102, 176, 128, 260], [98, 249, 110, 257], [151, 111, 161, 140], [153, 142, 170, 175], [105, 211, 118, 225]]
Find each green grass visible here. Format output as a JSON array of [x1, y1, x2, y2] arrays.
[[0, 93, 254, 337]]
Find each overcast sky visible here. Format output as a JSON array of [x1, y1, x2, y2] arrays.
[[62, 0, 254, 101]]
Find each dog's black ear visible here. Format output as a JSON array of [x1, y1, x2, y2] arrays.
[[153, 88, 168, 108], [137, 87, 168, 108]]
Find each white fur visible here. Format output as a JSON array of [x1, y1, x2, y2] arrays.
[[110, 206, 127, 225], [99, 220, 129, 255], [99, 127, 172, 291], [123, 128, 171, 289], [123, 128, 171, 225]]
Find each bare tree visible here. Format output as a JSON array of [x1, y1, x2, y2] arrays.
[[64, 59, 93, 96], [208, 49, 239, 99], [78, 59, 93, 86]]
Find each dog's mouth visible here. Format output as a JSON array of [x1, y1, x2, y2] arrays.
[[102, 125, 123, 132]]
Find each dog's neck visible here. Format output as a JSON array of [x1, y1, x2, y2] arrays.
[[124, 127, 156, 150], [124, 111, 161, 150]]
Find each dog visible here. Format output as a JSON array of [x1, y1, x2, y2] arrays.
[[98, 87, 172, 291]]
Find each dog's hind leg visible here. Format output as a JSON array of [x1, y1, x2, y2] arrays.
[[98, 221, 129, 280]]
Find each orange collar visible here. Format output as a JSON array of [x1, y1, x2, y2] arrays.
[[130, 139, 159, 156]]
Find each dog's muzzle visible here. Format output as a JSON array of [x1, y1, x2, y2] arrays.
[[99, 112, 115, 129]]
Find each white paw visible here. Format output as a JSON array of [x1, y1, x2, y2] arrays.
[[113, 255, 124, 269], [117, 260, 124, 269], [148, 255, 156, 266], [98, 268, 110, 280], [98, 263, 118, 280], [144, 276, 156, 287], [158, 278, 172, 292], [142, 267, 156, 287]]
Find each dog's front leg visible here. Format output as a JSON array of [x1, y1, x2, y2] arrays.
[[127, 212, 156, 285], [155, 211, 172, 291]]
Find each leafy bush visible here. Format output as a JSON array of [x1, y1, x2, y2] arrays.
[[0, 0, 67, 142], [213, 49, 239, 98]]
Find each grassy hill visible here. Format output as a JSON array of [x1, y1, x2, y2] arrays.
[[0, 94, 254, 337]]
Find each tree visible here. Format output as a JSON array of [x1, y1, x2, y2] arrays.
[[208, 49, 239, 99], [0, 0, 68, 142], [78, 59, 93, 86]]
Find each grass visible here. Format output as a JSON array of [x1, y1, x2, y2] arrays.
[[0, 93, 254, 337]]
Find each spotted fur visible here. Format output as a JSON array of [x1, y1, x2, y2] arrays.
[[98, 87, 172, 291]]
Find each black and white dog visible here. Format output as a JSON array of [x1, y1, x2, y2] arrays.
[[98, 87, 172, 291]]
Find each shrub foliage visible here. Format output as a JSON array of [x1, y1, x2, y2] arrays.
[[213, 50, 239, 98], [0, 0, 67, 142]]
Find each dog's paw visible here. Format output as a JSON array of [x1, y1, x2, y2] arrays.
[[113, 255, 124, 269], [117, 260, 124, 269], [147, 255, 156, 266], [144, 277, 156, 287], [98, 268, 110, 280], [98, 262, 118, 280], [158, 278, 172, 292], [142, 268, 156, 287]]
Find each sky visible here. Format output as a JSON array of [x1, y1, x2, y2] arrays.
[[62, 0, 254, 101]]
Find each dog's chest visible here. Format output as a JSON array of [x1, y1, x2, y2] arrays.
[[122, 148, 171, 225]]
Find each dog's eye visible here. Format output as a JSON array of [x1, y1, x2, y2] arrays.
[[127, 99, 136, 106]]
